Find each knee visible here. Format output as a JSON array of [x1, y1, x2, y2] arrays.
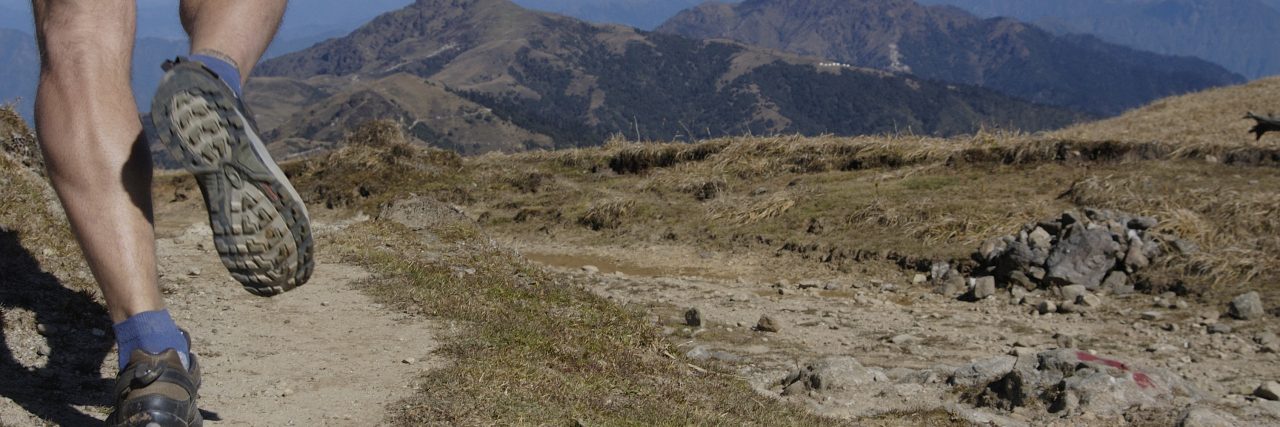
[[32, 0, 134, 73]]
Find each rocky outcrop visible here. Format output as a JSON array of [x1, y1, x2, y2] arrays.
[[956, 349, 1202, 418]]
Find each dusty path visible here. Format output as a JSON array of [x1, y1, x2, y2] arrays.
[[0, 218, 441, 426]]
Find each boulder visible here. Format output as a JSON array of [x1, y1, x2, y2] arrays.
[[950, 356, 1016, 388], [979, 237, 1009, 263], [780, 356, 880, 394], [964, 349, 1202, 419], [1229, 292, 1264, 320], [1044, 225, 1121, 289]]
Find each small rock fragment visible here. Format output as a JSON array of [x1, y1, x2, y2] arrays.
[[1038, 301, 1057, 315], [756, 315, 780, 333], [402, 358, 416, 365], [1256, 381, 1280, 401], [581, 265, 600, 274], [1141, 311, 1163, 321]]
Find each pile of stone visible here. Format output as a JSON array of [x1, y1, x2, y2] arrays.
[[954, 208, 1194, 296], [952, 348, 1203, 419]]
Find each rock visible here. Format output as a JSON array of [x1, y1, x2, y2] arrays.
[[1128, 216, 1159, 231], [581, 265, 600, 274], [936, 273, 967, 297], [1028, 227, 1053, 250], [1172, 239, 1200, 255], [281, 388, 295, 397], [402, 357, 416, 365], [1077, 293, 1103, 308], [755, 315, 780, 333], [890, 334, 922, 346], [1101, 271, 1132, 295], [1060, 285, 1089, 303], [912, 273, 928, 285], [1229, 292, 1264, 320], [1044, 225, 1121, 289], [1038, 300, 1057, 315], [1207, 324, 1232, 334], [930, 261, 951, 281], [1059, 300, 1083, 314], [979, 237, 1009, 263], [949, 356, 1016, 388], [35, 324, 55, 336], [1177, 406, 1239, 427], [187, 268, 201, 277], [1256, 381, 1280, 401], [780, 356, 879, 394], [685, 346, 712, 361], [797, 279, 822, 289], [1124, 237, 1150, 270], [1141, 311, 1163, 321], [971, 276, 996, 300], [1007, 270, 1035, 291], [1256, 332, 1280, 353], [684, 307, 703, 327]]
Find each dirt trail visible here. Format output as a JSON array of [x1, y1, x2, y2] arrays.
[[0, 218, 441, 426]]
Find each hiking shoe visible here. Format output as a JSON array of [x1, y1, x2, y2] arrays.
[[105, 349, 202, 427], [151, 57, 314, 296]]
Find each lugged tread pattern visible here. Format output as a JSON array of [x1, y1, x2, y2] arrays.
[[151, 59, 313, 296]]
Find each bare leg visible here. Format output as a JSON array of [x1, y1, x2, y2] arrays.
[[180, 0, 288, 82], [32, 0, 160, 323]]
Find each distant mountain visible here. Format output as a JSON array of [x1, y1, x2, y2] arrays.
[[916, 0, 1280, 79], [511, 0, 710, 30], [257, 0, 1084, 154], [658, 0, 1244, 116]]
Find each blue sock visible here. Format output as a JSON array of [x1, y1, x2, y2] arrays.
[[113, 309, 190, 370], [189, 54, 244, 98]]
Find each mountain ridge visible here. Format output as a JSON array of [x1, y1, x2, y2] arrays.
[[256, 0, 1085, 153], [915, 0, 1280, 79], [657, 0, 1244, 116]]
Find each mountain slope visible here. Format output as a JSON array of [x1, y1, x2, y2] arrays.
[[511, 0, 707, 30], [917, 0, 1280, 79], [657, 0, 1243, 116], [258, 0, 1084, 151]]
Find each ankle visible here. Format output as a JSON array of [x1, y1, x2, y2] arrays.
[[113, 309, 191, 370], [189, 52, 244, 97]]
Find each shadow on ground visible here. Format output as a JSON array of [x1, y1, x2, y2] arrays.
[[0, 230, 113, 426]]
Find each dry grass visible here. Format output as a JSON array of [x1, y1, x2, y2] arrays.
[[330, 209, 847, 426], [0, 106, 92, 291], [1055, 76, 1280, 145], [454, 126, 1279, 302]]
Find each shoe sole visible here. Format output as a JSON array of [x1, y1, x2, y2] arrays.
[[151, 61, 313, 296]]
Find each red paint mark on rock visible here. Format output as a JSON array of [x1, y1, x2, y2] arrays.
[[1076, 351, 1155, 389]]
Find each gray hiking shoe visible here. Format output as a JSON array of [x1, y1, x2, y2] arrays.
[[106, 332, 202, 427], [151, 57, 314, 296]]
